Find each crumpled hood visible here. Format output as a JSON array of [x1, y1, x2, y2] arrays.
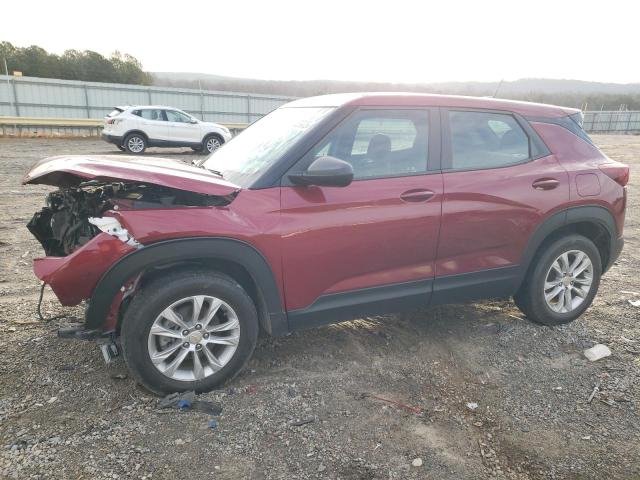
[[22, 155, 240, 196]]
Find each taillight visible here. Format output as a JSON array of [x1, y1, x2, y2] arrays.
[[105, 117, 114, 124], [599, 162, 630, 187]]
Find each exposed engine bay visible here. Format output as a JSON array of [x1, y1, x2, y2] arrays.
[[27, 181, 234, 257]]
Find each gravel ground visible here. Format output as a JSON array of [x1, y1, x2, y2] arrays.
[[0, 136, 638, 479]]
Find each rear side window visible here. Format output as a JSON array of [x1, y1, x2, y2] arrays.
[[448, 111, 530, 170], [135, 109, 165, 121]]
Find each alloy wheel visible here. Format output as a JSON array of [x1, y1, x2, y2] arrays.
[[206, 137, 221, 153], [127, 136, 145, 153], [147, 295, 240, 381], [543, 249, 593, 313]]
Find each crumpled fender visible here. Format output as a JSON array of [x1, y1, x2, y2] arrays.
[[34, 232, 136, 306]]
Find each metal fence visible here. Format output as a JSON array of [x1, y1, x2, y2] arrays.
[[2, 75, 640, 135], [583, 111, 640, 133], [0, 74, 295, 125]]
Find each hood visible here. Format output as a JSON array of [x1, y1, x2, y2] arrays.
[[22, 155, 240, 196]]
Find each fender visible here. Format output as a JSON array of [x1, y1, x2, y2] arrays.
[[84, 237, 287, 335], [517, 205, 619, 284]]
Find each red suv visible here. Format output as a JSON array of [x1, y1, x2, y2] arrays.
[[24, 93, 628, 394]]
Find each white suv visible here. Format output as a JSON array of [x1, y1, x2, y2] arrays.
[[102, 106, 233, 154]]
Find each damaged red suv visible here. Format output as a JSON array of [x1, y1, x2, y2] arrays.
[[23, 93, 627, 394]]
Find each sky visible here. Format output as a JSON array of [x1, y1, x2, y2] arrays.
[[3, 0, 639, 84]]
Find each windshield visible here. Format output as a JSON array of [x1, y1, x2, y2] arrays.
[[201, 107, 334, 186]]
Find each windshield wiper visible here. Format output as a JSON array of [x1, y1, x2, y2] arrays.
[[199, 164, 224, 178]]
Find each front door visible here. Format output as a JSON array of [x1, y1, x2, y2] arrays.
[[165, 110, 201, 144], [279, 108, 443, 328]]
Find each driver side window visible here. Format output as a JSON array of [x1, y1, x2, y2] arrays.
[[165, 110, 192, 123], [307, 109, 429, 180]]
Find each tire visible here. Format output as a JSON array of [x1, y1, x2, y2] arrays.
[[123, 133, 147, 154], [121, 270, 259, 394], [514, 234, 601, 326], [203, 134, 223, 154]]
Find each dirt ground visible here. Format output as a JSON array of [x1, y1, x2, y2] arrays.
[[0, 136, 638, 480]]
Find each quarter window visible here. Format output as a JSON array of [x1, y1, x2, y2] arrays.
[[307, 110, 429, 180], [448, 111, 530, 170]]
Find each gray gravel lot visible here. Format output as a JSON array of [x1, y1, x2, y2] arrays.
[[0, 136, 638, 479]]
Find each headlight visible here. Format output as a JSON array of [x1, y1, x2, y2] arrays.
[[89, 217, 140, 247]]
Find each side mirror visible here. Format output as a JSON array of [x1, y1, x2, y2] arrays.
[[189, 118, 198, 124], [288, 156, 354, 187]]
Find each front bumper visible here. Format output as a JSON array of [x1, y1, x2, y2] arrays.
[[101, 132, 124, 145], [34, 233, 136, 306]]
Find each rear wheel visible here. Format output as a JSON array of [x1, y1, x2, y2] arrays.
[[203, 134, 223, 154], [514, 234, 601, 325], [124, 133, 147, 154], [121, 270, 259, 394]]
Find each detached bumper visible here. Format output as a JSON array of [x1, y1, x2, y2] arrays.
[[101, 133, 123, 145], [34, 233, 136, 306]]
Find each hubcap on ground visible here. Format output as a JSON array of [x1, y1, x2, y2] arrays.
[[543, 250, 593, 313], [206, 138, 221, 153], [147, 295, 240, 381], [128, 136, 145, 153]]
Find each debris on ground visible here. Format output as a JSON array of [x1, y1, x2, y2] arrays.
[[628, 299, 640, 307], [584, 344, 612, 361], [289, 417, 315, 427], [466, 402, 479, 410], [208, 418, 218, 430], [361, 393, 423, 414], [157, 391, 222, 415], [587, 380, 602, 403], [412, 458, 423, 467]]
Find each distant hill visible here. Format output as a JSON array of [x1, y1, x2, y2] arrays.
[[152, 73, 640, 110]]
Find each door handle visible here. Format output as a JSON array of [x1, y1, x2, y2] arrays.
[[400, 189, 435, 202], [532, 178, 560, 190]]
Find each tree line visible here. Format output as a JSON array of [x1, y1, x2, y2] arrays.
[[0, 41, 151, 85], [154, 75, 640, 111]]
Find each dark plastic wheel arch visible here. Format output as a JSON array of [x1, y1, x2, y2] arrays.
[[85, 237, 287, 335]]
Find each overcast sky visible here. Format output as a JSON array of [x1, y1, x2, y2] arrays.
[[3, 0, 638, 84]]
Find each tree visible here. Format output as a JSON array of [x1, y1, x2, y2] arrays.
[[0, 41, 151, 85]]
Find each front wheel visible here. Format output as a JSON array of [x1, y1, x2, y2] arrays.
[[121, 270, 259, 394], [514, 234, 601, 326]]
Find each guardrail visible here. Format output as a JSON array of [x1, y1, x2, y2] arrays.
[[3, 111, 640, 138]]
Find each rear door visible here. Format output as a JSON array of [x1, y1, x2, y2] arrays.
[[280, 108, 443, 327], [165, 110, 201, 144], [434, 108, 569, 300], [135, 108, 169, 141]]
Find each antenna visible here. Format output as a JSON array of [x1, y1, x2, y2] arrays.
[[493, 79, 504, 98]]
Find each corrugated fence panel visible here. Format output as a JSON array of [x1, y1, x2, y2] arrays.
[[0, 78, 13, 116], [583, 111, 640, 133], [0, 75, 295, 125]]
